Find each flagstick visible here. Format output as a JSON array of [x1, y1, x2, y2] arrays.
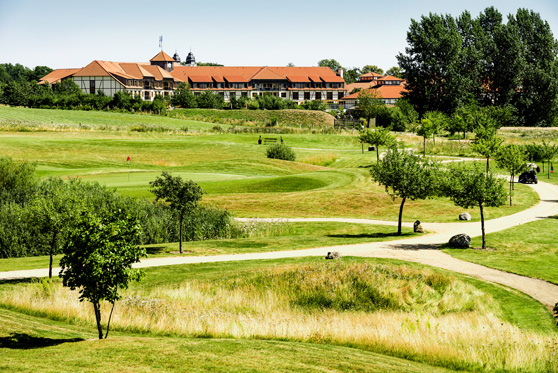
[[128, 161, 130, 182]]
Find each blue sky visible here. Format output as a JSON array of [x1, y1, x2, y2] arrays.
[[0, 0, 556, 71]]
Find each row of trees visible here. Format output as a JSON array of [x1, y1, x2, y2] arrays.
[[0, 63, 52, 85], [398, 7, 558, 126], [0, 79, 168, 113], [370, 147, 507, 249]]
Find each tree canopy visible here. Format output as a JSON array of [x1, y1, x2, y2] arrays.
[[60, 210, 145, 339], [370, 148, 440, 235], [397, 7, 558, 126], [150, 172, 204, 254]]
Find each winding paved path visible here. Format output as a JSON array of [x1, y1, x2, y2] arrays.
[[2, 181, 558, 311]]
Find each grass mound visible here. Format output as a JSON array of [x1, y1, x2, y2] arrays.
[[220, 261, 490, 314], [169, 108, 335, 128]]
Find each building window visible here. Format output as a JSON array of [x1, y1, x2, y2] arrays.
[[144, 91, 150, 100], [315, 92, 322, 100], [338, 92, 344, 100], [89, 80, 95, 94], [327, 92, 333, 100], [281, 92, 286, 98], [292, 92, 299, 100], [304, 92, 310, 100], [241, 92, 248, 97]]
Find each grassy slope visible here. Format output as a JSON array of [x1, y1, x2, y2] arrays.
[[444, 218, 558, 284], [0, 308, 452, 373]]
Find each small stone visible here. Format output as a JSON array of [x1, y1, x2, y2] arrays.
[[459, 212, 472, 221], [325, 251, 341, 259], [449, 234, 471, 248], [413, 220, 424, 233]]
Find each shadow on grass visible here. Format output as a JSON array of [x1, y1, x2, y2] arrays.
[[145, 246, 167, 255], [326, 232, 414, 239], [389, 243, 440, 251], [0, 333, 83, 349]]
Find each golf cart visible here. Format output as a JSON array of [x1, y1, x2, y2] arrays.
[[518, 163, 538, 184]]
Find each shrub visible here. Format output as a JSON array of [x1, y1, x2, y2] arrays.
[[266, 144, 296, 161]]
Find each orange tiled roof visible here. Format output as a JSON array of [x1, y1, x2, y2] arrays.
[[341, 84, 407, 100], [150, 51, 175, 62], [39, 68, 81, 84], [360, 71, 383, 78], [345, 82, 376, 93], [377, 75, 403, 81], [171, 66, 345, 84]]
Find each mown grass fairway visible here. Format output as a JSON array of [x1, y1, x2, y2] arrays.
[[0, 105, 539, 222]]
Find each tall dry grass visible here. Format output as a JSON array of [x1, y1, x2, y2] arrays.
[[2, 262, 557, 371]]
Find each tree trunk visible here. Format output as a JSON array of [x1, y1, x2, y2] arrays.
[[376, 146, 380, 162], [480, 204, 486, 250], [509, 176, 513, 206], [486, 157, 490, 174], [423, 138, 426, 157], [48, 231, 57, 280], [105, 302, 116, 339], [397, 197, 406, 236], [179, 214, 183, 254], [93, 302, 103, 339]]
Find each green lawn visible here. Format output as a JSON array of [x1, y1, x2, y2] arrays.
[[444, 218, 558, 284], [0, 222, 415, 272]]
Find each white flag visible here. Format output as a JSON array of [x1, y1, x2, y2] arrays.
[[159, 35, 163, 48]]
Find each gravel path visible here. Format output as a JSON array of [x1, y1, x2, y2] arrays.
[[2, 181, 558, 310]]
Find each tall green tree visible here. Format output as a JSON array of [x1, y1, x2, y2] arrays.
[[358, 127, 396, 162], [442, 165, 507, 249], [60, 210, 145, 339], [150, 172, 204, 254], [170, 82, 196, 108], [471, 120, 503, 173], [416, 112, 445, 156], [509, 9, 558, 126], [317, 59, 343, 73], [356, 89, 383, 126], [370, 148, 440, 235], [397, 13, 466, 117], [0, 156, 37, 205], [385, 66, 403, 78], [496, 145, 528, 205]]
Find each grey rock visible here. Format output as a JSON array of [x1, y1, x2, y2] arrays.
[[449, 234, 471, 248], [459, 212, 472, 221], [413, 220, 424, 233], [325, 251, 342, 259]]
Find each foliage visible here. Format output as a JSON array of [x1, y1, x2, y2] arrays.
[[370, 147, 440, 235], [361, 65, 384, 75], [317, 59, 343, 73], [149, 172, 204, 254], [60, 210, 145, 339], [299, 100, 328, 111], [358, 127, 396, 162], [355, 89, 383, 126], [416, 111, 446, 156], [397, 7, 558, 126], [0, 156, 37, 205], [169, 82, 196, 108], [385, 66, 403, 78], [0, 63, 53, 84], [496, 145, 528, 205], [470, 133, 504, 173], [441, 164, 507, 249], [265, 143, 296, 162]]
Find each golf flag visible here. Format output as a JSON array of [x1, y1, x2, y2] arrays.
[[126, 156, 130, 162], [552, 163, 554, 174]]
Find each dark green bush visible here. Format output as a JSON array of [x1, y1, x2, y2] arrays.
[[266, 144, 296, 161]]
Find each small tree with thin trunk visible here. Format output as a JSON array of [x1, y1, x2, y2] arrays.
[[358, 127, 396, 162], [370, 147, 440, 235], [150, 172, 204, 254], [443, 165, 507, 249], [60, 210, 145, 339], [496, 145, 528, 206], [540, 140, 558, 179], [356, 89, 383, 127]]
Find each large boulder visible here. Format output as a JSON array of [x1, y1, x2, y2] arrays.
[[413, 220, 424, 233], [325, 251, 342, 260], [449, 234, 471, 248], [459, 212, 472, 221]]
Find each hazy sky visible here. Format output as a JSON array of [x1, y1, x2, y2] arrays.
[[1, 0, 557, 71]]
